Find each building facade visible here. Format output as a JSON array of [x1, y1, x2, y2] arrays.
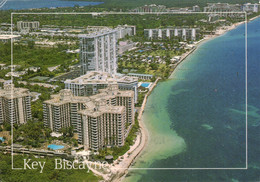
[[144, 28, 199, 41], [0, 84, 32, 125], [203, 3, 242, 16], [115, 25, 136, 39], [192, 5, 200, 12], [43, 90, 89, 132], [134, 4, 167, 12], [243, 3, 259, 12], [64, 71, 138, 103], [78, 103, 126, 151], [17, 21, 40, 32], [79, 30, 117, 75], [127, 73, 154, 80], [43, 85, 135, 151]]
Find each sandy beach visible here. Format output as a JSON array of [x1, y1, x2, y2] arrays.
[[87, 15, 259, 182]]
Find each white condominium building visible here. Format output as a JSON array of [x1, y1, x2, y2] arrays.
[[64, 71, 138, 103], [243, 3, 259, 13], [203, 3, 242, 16], [78, 100, 126, 151], [134, 4, 167, 13], [43, 90, 89, 132], [43, 85, 135, 151], [115, 25, 136, 39], [79, 30, 117, 75], [0, 84, 32, 125], [144, 28, 199, 41], [17, 21, 40, 31]]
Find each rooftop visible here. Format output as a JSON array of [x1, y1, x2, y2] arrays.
[[0, 34, 21, 40], [128, 73, 153, 77], [64, 71, 138, 85], [44, 85, 134, 106], [0, 84, 30, 99], [78, 29, 117, 38]]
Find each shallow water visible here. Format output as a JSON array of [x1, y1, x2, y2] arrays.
[[125, 17, 260, 182]]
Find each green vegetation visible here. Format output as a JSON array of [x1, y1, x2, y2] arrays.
[[0, 41, 77, 68], [12, 120, 77, 148], [118, 53, 174, 79], [0, 154, 100, 182], [13, 120, 46, 148], [10, 13, 211, 34], [136, 92, 146, 107]]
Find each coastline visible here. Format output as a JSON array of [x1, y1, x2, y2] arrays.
[[108, 78, 161, 182], [89, 15, 259, 182], [106, 20, 243, 182]]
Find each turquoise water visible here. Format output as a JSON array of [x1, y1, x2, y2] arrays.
[[0, 137, 5, 142], [141, 83, 151, 88], [0, 0, 103, 10], [125, 18, 260, 181], [48, 144, 64, 150]]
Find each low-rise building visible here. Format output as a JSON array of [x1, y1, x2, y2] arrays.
[[118, 41, 136, 54], [208, 14, 220, 22], [25, 67, 40, 72], [127, 73, 154, 80], [5, 71, 27, 78], [0, 35, 21, 43]]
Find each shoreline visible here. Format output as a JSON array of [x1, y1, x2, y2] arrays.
[[90, 15, 260, 182], [108, 77, 160, 182]]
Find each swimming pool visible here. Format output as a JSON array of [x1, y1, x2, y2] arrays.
[[141, 83, 151, 88], [0, 137, 5, 142], [48, 144, 64, 150]]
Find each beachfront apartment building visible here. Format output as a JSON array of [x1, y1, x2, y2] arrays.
[[86, 25, 136, 39], [208, 14, 219, 22], [17, 21, 40, 32], [43, 89, 88, 132], [116, 25, 136, 39], [133, 4, 167, 12], [64, 71, 138, 103], [243, 3, 259, 13], [79, 30, 117, 75], [78, 102, 126, 151], [192, 5, 200, 12], [203, 3, 242, 16], [127, 73, 154, 80], [43, 85, 135, 151], [144, 28, 199, 41], [0, 84, 32, 125]]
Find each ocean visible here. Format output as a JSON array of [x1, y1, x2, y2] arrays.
[[0, 0, 103, 10], [125, 17, 260, 182]]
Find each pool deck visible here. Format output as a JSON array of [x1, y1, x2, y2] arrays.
[[48, 144, 64, 150], [138, 82, 153, 89]]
